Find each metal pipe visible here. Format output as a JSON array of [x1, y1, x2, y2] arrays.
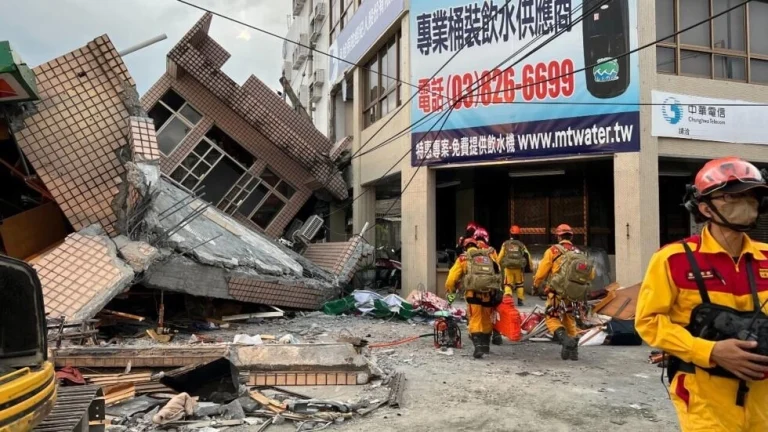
[[158, 192, 207, 223], [118, 34, 168, 57]]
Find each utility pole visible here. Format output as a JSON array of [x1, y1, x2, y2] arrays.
[[280, 75, 311, 121]]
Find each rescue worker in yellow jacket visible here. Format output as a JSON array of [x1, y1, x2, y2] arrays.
[[446, 235, 502, 359], [498, 225, 532, 307], [635, 157, 768, 432], [534, 224, 595, 360]]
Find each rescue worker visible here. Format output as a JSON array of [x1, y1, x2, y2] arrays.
[[498, 225, 532, 307], [446, 236, 502, 359], [471, 228, 507, 346], [533, 224, 595, 361], [635, 157, 768, 431]]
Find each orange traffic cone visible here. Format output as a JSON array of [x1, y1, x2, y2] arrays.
[[494, 296, 522, 342]]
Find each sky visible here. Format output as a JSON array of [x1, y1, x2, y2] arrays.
[[0, 0, 291, 95]]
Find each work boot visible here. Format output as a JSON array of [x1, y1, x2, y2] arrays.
[[555, 328, 576, 361], [481, 333, 491, 355], [492, 330, 503, 346], [570, 342, 579, 361], [471, 334, 484, 359], [517, 298, 524, 307]]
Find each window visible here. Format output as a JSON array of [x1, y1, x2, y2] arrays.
[[330, 0, 362, 43], [656, 0, 768, 84], [364, 32, 401, 127], [169, 126, 259, 207], [148, 89, 202, 155], [216, 166, 296, 230]]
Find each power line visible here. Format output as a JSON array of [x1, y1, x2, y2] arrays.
[[350, 0, 593, 160], [329, 0, 606, 224], [357, 0, 753, 160], [329, 0, 753, 229], [371, 0, 612, 226], [174, 0, 500, 102]]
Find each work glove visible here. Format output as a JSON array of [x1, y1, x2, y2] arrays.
[[447, 293, 456, 305]]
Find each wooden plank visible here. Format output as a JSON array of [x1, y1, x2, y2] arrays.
[[222, 311, 284, 322], [248, 391, 285, 414]]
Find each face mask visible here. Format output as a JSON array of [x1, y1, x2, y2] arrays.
[[715, 196, 759, 226]]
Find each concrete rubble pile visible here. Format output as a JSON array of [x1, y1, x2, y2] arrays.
[[50, 336, 404, 430], [2, 32, 372, 326]]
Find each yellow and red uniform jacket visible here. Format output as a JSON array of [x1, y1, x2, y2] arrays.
[[635, 226, 768, 370]]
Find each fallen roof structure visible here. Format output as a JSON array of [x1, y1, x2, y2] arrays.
[[5, 31, 371, 320]]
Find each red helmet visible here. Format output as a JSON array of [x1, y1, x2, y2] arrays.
[[473, 227, 489, 244], [693, 157, 767, 197], [555, 224, 573, 236], [462, 237, 478, 248], [509, 225, 521, 235]]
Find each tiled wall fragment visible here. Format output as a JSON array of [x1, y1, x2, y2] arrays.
[[13, 35, 133, 234]]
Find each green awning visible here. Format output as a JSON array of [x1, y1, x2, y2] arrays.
[[0, 41, 39, 103]]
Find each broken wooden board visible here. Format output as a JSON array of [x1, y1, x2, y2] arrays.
[[104, 383, 135, 406], [247, 371, 364, 386], [592, 283, 641, 320], [248, 391, 286, 414], [51, 346, 229, 368]]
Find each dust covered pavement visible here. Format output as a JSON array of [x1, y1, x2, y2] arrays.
[[223, 298, 679, 432]]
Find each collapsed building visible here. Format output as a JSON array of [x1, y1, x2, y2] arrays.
[[0, 13, 371, 323]]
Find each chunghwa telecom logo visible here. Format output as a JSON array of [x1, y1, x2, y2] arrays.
[[662, 97, 683, 125]]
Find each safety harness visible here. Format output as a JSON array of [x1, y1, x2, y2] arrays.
[[669, 238, 764, 407]]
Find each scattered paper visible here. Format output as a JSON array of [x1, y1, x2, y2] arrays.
[[233, 334, 263, 345]]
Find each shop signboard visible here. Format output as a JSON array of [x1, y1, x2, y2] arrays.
[[651, 90, 768, 146], [328, 0, 405, 86], [409, 0, 640, 166], [0, 41, 39, 103]]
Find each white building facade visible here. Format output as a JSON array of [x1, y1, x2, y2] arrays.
[[283, 0, 331, 137]]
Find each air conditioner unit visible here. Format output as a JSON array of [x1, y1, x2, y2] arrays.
[[310, 28, 321, 44], [313, 16, 325, 34], [294, 214, 324, 244], [309, 84, 322, 103], [313, 69, 325, 88], [293, 0, 306, 16], [314, 2, 327, 23]]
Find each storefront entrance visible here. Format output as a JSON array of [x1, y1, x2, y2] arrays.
[[435, 159, 615, 254]]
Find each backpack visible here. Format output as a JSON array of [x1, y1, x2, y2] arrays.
[[500, 239, 528, 269], [548, 245, 593, 301], [462, 248, 501, 293]]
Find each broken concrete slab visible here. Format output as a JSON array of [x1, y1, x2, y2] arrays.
[[113, 235, 160, 273], [230, 343, 369, 372], [134, 176, 347, 309], [33, 229, 134, 322], [51, 346, 229, 368]]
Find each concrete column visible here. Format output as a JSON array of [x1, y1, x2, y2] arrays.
[[613, 152, 658, 285], [400, 167, 437, 296], [614, 0, 660, 285], [350, 66, 376, 243]]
